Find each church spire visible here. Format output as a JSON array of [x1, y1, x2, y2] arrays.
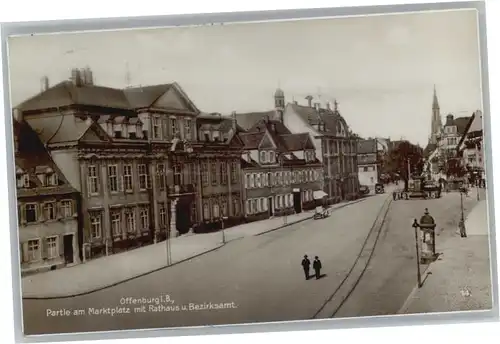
[[432, 84, 439, 109]]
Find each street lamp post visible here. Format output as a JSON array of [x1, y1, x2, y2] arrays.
[[412, 219, 423, 288], [221, 216, 228, 244], [459, 190, 467, 238]]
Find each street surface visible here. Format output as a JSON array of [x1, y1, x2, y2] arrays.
[[22, 191, 482, 335]]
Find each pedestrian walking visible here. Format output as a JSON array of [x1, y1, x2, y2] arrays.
[[301, 255, 311, 280], [313, 256, 322, 279]]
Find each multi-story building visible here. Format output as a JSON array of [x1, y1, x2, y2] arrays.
[[357, 139, 382, 190], [194, 113, 245, 231], [15, 67, 243, 261], [282, 93, 359, 203], [457, 110, 485, 185], [13, 116, 81, 275], [237, 117, 323, 222]]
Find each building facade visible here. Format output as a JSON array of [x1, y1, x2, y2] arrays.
[[15, 67, 243, 262], [457, 110, 485, 185], [282, 93, 359, 203], [14, 117, 81, 276], [238, 118, 323, 222], [357, 139, 381, 190]]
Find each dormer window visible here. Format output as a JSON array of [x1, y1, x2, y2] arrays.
[[203, 131, 210, 142], [260, 151, 267, 163], [17, 173, 29, 188], [269, 151, 276, 163], [152, 117, 161, 139], [46, 173, 58, 187], [213, 131, 220, 142], [170, 118, 178, 136], [113, 122, 123, 138]]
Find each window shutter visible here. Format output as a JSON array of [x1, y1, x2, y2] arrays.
[[58, 235, 64, 257], [22, 242, 29, 263], [41, 238, 48, 259]]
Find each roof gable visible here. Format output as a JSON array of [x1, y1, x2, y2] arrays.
[[258, 131, 277, 150], [79, 122, 112, 143], [152, 86, 192, 111]]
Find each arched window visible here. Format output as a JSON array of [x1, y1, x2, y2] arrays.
[[203, 203, 210, 220], [213, 202, 220, 219]]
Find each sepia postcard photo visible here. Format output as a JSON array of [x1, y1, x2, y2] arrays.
[[5, 6, 495, 337]]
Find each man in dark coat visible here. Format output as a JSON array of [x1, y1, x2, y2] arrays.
[[313, 256, 322, 279], [301, 255, 311, 280]]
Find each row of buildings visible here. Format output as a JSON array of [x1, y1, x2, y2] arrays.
[[423, 86, 484, 184], [13, 68, 360, 275]]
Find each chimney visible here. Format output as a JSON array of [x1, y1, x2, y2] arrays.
[[305, 95, 313, 107], [326, 102, 331, 111], [13, 108, 23, 122], [70, 68, 82, 87], [231, 111, 237, 131], [40, 76, 49, 92], [314, 103, 320, 111]]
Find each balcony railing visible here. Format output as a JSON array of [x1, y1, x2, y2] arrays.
[[167, 184, 196, 196]]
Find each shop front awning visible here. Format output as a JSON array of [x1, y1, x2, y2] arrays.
[[313, 190, 328, 200]]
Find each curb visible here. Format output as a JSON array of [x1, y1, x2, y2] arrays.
[[255, 198, 367, 236], [22, 244, 225, 300]]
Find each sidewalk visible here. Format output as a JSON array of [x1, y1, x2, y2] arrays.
[[22, 198, 365, 299], [399, 200, 493, 314]]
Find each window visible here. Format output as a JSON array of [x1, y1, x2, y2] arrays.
[[140, 208, 149, 231], [289, 194, 293, 206], [213, 202, 220, 218], [108, 165, 118, 193], [185, 119, 192, 140], [232, 199, 240, 216], [123, 165, 134, 192], [220, 162, 227, 185], [260, 151, 266, 163], [221, 200, 228, 217], [251, 199, 257, 213], [250, 174, 255, 188], [211, 163, 217, 185], [90, 213, 102, 239], [245, 174, 250, 188], [125, 211, 136, 233], [173, 164, 181, 185], [256, 173, 261, 188], [25, 203, 37, 223], [259, 198, 264, 212], [43, 202, 56, 220], [203, 202, 210, 220], [152, 117, 161, 139], [213, 131, 220, 141], [246, 200, 251, 215], [201, 163, 208, 186], [363, 166, 368, 172], [270, 151, 275, 163], [46, 236, 58, 259], [46, 173, 58, 186], [138, 164, 148, 190], [159, 204, 167, 228], [170, 118, 178, 136], [22, 174, 30, 188], [111, 211, 121, 237], [88, 165, 99, 195], [231, 162, 238, 184], [156, 164, 165, 190], [27, 239, 40, 261], [61, 200, 73, 217]]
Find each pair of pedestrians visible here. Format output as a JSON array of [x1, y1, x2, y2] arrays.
[[301, 255, 322, 280]]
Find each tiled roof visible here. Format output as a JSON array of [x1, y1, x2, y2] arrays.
[[454, 116, 472, 136], [17, 81, 131, 111], [24, 114, 95, 144], [288, 103, 349, 136], [234, 111, 276, 130], [357, 139, 377, 154], [14, 120, 76, 197], [239, 132, 265, 150], [248, 119, 291, 135], [280, 133, 313, 151]]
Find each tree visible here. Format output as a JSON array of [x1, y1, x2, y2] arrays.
[[386, 140, 424, 191]]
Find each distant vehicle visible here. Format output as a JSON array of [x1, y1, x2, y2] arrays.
[[394, 177, 441, 200], [375, 183, 385, 194], [359, 185, 370, 196]]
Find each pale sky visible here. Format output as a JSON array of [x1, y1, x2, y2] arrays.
[[7, 9, 482, 146]]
